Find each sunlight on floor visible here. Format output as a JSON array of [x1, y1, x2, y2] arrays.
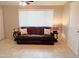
[[0, 39, 78, 58]]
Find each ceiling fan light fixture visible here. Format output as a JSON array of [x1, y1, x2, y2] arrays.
[[19, 2, 22, 5], [23, 2, 26, 6], [19, 1, 27, 6], [19, 1, 34, 6]]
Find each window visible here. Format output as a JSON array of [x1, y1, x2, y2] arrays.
[[19, 9, 53, 27]]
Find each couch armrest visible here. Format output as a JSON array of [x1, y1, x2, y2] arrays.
[[13, 31, 21, 39]]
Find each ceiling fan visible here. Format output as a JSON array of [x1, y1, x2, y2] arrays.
[[26, 1, 34, 5], [19, 1, 34, 6]]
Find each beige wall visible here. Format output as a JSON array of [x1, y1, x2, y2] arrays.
[[3, 5, 63, 39], [3, 6, 19, 39], [0, 7, 4, 40], [62, 3, 70, 42]]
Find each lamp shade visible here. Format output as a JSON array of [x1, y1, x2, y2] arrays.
[[51, 25, 59, 33], [52, 27, 59, 31]]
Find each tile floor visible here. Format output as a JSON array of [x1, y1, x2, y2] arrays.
[[0, 39, 78, 58]]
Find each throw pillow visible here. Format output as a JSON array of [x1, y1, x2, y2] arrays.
[[20, 28, 27, 35], [44, 28, 51, 35]]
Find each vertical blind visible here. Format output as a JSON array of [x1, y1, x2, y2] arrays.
[[19, 10, 53, 27]]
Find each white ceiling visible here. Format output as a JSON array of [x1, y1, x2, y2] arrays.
[[0, 1, 68, 6]]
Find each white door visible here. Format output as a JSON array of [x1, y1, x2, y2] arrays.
[[68, 2, 79, 55]]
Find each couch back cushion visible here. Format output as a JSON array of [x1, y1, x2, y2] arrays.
[[27, 27, 44, 35], [20, 27, 51, 35]]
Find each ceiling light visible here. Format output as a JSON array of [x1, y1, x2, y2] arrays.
[[19, 1, 34, 6], [19, 1, 26, 6], [23, 2, 26, 6], [19, 2, 22, 5]]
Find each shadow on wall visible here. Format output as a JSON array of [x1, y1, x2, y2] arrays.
[[61, 24, 68, 42]]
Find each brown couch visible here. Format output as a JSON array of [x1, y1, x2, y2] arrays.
[[14, 27, 55, 45]]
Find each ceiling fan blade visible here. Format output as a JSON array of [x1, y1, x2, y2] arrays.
[[26, 1, 34, 5], [26, 2, 30, 5], [28, 1, 34, 2]]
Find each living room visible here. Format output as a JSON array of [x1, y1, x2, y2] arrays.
[[0, 1, 79, 58]]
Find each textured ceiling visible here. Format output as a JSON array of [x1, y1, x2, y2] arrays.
[[0, 1, 68, 6]]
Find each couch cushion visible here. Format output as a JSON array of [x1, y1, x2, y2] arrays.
[[27, 27, 44, 35]]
